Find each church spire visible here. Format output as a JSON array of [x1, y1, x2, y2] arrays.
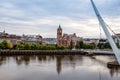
[[58, 24, 62, 30]]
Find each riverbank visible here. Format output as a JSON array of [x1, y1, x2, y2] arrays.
[[0, 50, 85, 55], [0, 49, 114, 55]]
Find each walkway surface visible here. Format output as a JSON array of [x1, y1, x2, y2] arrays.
[[83, 49, 114, 55]]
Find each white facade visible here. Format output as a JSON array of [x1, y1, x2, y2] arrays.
[[43, 38, 57, 45], [21, 34, 42, 44]]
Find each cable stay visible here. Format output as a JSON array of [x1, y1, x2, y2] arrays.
[[99, 23, 102, 39], [99, 21, 120, 45], [91, 0, 120, 65], [105, 24, 120, 43]]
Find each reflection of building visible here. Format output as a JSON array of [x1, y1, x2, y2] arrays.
[[56, 56, 62, 75], [0, 30, 21, 45], [108, 67, 120, 77], [21, 34, 42, 44], [57, 25, 82, 47]]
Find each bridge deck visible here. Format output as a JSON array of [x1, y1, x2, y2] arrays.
[[83, 49, 114, 55]]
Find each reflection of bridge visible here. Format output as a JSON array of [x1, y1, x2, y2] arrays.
[[91, 0, 120, 65]]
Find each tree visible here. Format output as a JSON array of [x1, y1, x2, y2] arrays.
[[104, 42, 111, 49], [69, 40, 73, 49], [1, 40, 8, 49], [97, 43, 105, 49], [76, 41, 84, 49], [89, 43, 96, 49], [56, 46, 66, 50], [24, 44, 30, 50], [0, 43, 4, 49], [30, 44, 37, 50], [7, 42, 13, 49], [16, 44, 24, 50]]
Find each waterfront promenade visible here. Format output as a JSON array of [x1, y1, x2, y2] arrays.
[[83, 49, 113, 55], [0, 50, 85, 55], [0, 49, 114, 55]]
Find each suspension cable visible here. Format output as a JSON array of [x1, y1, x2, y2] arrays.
[[99, 23, 102, 39], [105, 23, 120, 42]]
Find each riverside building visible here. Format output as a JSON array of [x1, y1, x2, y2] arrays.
[[0, 30, 21, 45], [57, 25, 82, 47]]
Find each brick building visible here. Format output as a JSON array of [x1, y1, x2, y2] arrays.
[[0, 31, 21, 45], [57, 25, 82, 47]]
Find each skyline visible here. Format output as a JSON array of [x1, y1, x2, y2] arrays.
[[0, 0, 120, 38]]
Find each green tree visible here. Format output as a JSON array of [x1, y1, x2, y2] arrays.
[[89, 43, 96, 49], [30, 44, 37, 50], [16, 44, 24, 50], [0, 43, 4, 49], [104, 42, 111, 49], [24, 44, 30, 50], [69, 40, 73, 49], [97, 43, 105, 49], [1, 40, 8, 49], [56, 46, 66, 50], [8, 42, 13, 49], [76, 41, 84, 49]]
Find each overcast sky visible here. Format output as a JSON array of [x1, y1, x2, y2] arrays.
[[0, 0, 120, 38]]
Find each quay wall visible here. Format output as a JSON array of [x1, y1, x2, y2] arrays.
[[0, 50, 85, 55]]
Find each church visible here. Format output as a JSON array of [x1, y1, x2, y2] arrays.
[[57, 25, 82, 47]]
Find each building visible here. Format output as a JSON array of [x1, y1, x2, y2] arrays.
[[0, 30, 43, 45], [83, 38, 107, 44], [0, 31, 21, 45], [21, 34, 42, 44], [112, 33, 120, 45], [42, 38, 57, 45], [57, 25, 82, 47]]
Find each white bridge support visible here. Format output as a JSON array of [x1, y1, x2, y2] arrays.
[[90, 0, 120, 64]]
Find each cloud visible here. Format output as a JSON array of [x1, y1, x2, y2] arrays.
[[0, 0, 120, 38]]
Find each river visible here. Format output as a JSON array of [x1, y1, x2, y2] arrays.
[[0, 55, 119, 80]]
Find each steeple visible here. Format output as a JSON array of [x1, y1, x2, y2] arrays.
[[58, 24, 62, 30], [57, 24, 62, 46]]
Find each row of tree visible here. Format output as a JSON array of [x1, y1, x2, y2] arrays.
[[75, 41, 111, 49], [0, 40, 13, 49], [0, 40, 66, 50], [75, 41, 96, 49], [1, 40, 119, 50], [15, 43, 66, 50], [75, 41, 120, 49]]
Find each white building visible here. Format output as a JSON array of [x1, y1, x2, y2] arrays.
[[83, 38, 107, 44], [43, 38, 57, 45], [21, 34, 42, 44], [0, 31, 21, 45]]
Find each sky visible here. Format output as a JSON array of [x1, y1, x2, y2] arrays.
[[0, 0, 120, 38]]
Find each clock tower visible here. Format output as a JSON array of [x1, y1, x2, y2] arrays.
[[57, 25, 62, 46]]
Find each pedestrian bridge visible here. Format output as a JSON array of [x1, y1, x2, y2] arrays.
[[91, 0, 120, 64], [83, 49, 113, 55]]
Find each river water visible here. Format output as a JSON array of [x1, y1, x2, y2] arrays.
[[0, 55, 119, 80]]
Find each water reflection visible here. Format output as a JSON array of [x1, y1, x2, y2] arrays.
[[108, 66, 120, 77], [0, 55, 120, 80], [0, 55, 82, 74]]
